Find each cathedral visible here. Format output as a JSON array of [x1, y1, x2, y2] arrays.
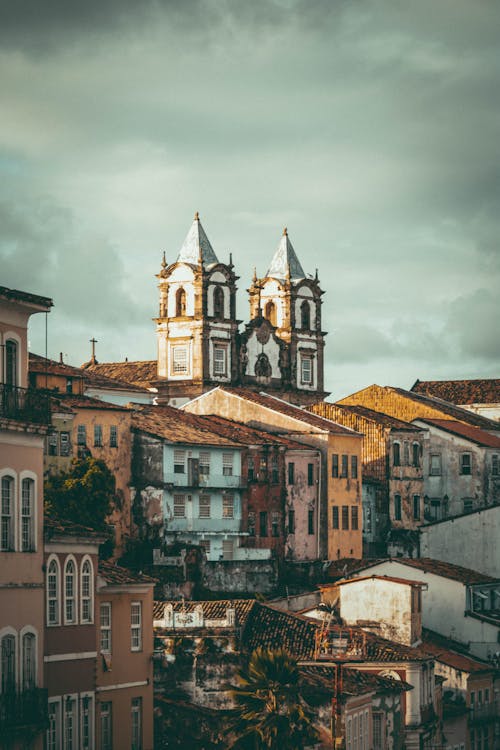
[[154, 213, 328, 406]]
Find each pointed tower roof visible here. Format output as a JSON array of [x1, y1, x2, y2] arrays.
[[176, 212, 219, 267], [266, 227, 306, 281]]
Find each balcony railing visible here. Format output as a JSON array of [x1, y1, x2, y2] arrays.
[[0, 385, 51, 425], [469, 703, 498, 723], [164, 472, 245, 489], [0, 688, 48, 732]]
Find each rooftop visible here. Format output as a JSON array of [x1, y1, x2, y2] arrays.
[[175, 212, 219, 267], [266, 227, 306, 281], [0, 285, 53, 310], [84, 360, 157, 389], [326, 557, 497, 586], [412, 379, 500, 406], [188, 413, 317, 450], [421, 630, 497, 674], [389, 385, 500, 431], [44, 515, 104, 541], [98, 560, 156, 586], [335, 574, 427, 588], [131, 405, 242, 448], [311, 402, 423, 431], [153, 598, 255, 623], [56, 394, 131, 412], [299, 664, 411, 697], [415, 418, 500, 448]]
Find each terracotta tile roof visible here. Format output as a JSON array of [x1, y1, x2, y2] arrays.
[[311, 402, 423, 431], [56, 394, 130, 412], [84, 360, 157, 389], [131, 405, 242, 447], [416, 419, 500, 448], [412, 379, 500, 406], [98, 560, 156, 585], [389, 386, 500, 431], [299, 665, 411, 696], [49, 397, 75, 415], [213, 388, 361, 437], [191, 414, 316, 450], [336, 574, 426, 588], [0, 285, 53, 309], [29, 353, 85, 379], [153, 599, 256, 623], [386, 558, 498, 585], [421, 631, 496, 674], [44, 515, 104, 541]]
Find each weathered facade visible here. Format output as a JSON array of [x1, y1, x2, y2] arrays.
[[0, 286, 52, 750]]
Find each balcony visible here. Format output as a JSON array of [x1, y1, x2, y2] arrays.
[[164, 472, 245, 489], [0, 688, 48, 733], [469, 702, 498, 723], [0, 385, 51, 425], [165, 517, 244, 535]]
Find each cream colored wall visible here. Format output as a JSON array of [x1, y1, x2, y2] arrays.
[[339, 578, 416, 645]]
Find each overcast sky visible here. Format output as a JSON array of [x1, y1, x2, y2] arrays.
[[1, 0, 499, 400]]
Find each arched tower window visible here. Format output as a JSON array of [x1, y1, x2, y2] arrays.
[[264, 301, 277, 327], [47, 557, 60, 625], [21, 478, 35, 552], [300, 301, 310, 330], [64, 558, 77, 624], [1, 634, 16, 692], [80, 557, 93, 624], [22, 632, 36, 689], [1, 475, 15, 551], [213, 286, 224, 319], [175, 288, 187, 317]]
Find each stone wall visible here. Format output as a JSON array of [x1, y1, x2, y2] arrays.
[[202, 559, 278, 594]]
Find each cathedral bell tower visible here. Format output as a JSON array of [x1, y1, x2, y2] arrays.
[[243, 227, 328, 405], [155, 213, 240, 405]]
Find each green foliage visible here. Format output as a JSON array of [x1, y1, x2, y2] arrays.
[[44, 457, 117, 532], [230, 648, 319, 749]]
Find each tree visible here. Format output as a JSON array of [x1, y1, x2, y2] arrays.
[[230, 648, 319, 750], [44, 457, 117, 534]]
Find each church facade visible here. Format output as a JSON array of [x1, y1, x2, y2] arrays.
[[154, 213, 328, 405]]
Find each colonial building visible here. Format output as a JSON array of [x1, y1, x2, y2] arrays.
[[85, 213, 328, 406]]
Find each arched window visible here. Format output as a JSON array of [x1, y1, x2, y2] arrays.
[[1, 634, 16, 692], [1, 475, 14, 551], [5, 339, 18, 387], [22, 632, 36, 689], [264, 301, 277, 327], [47, 557, 60, 625], [213, 286, 224, 318], [300, 301, 310, 330], [64, 558, 77, 624], [175, 287, 187, 317], [81, 557, 93, 624], [21, 478, 35, 552]]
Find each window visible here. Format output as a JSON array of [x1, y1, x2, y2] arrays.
[[342, 506, 349, 530], [413, 495, 421, 521], [131, 602, 142, 651], [341, 455, 348, 478], [47, 558, 60, 625], [213, 286, 224, 318], [393, 442, 401, 467], [94, 424, 103, 447], [222, 494, 234, 519], [100, 603, 112, 653], [331, 454, 339, 478], [77, 424, 87, 445], [222, 453, 233, 476], [373, 712, 383, 750], [66, 377, 73, 394], [80, 695, 93, 750], [271, 456, 279, 484], [394, 494, 402, 521], [308, 509, 314, 535], [131, 697, 142, 750], [248, 511, 256, 536], [259, 511, 268, 537], [430, 453, 442, 476], [213, 345, 227, 375], [81, 558, 93, 623], [288, 509, 295, 534], [492, 454, 499, 476], [460, 453, 472, 475], [351, 506, 358, 530], [353, 715, 358, 750], [1, 634, 16, 692], [48, 700, 61, 750], [5, 339, 18, 386], [64, 695, 77, 750], [300, 356, 313, 385], [48, 433, 58, 456], [109, 425, 118, 448], [173, 495, 186, 518], [1, 476, 14, 551], [21, 630, 36, 689], [351, 456, 358, 479], [412, 442, 420, 467], [172, 346, 188, 375], [264, 300, 277, 326], [199, 451, 210, 475], [174, 450, 186, 473], [300, 300, 310, 330], [347, 717, 352, 750], [247, 463, 255, 482], [21, 477, 35, 552], [332, 506, 339, 529], [463, 498, 473, 513], [100, 702, 112, 750], [64, 558, 77, 624], [199, 539, 211, 557], [199, 494, 211, 518], [272, 512, 280, 537], [307, 463, 314, 486], [288, 462, 295, 485], [403, 441, 410, 465], [175, 287, 187, 316], [60, 431, 71, 456]]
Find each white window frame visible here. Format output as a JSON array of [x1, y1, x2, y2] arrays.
[[131, 697, 142, 750], [131, 602, 142, 652], [0, 470, 16, 552], [100, 602, 112, 654], [63, 693, 78, 750], [222, 493, 234, 519], [109, 425, 118, 448], [80, 692, 94, 750], [4, 334, 21, 387], [0, 627, 18, 692], [47, 554, 61, 626], [93, 424, 103, 448], [80, 556, 94, 624], [47, 697, 62, 750], [20, 626, 37, 690], [173, 450, 186, 474], [300, 355, 313, 385], [77, 424, 87, 446], [199, 494, 211, 519], [222, 453, 233, 476], [171, 345, 189, 376], [64, 555, 78, 625], [199, 451, 210, 475], [173, 494, 186, 518], [430, 453, 442, 476], [20, 471, 36, 552], [100, 701, 112, 750], [213, 344, 227, 376]]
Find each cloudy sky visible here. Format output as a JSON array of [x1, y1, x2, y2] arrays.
[[1, 0, 499, 400]]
